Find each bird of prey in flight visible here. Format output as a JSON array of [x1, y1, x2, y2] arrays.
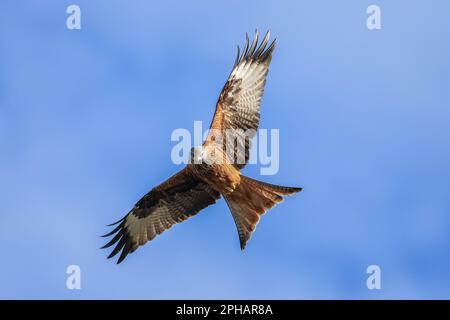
[[102, 31, 302, 263]]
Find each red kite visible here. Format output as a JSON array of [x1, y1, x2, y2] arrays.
[[102, 31, 302, 263]]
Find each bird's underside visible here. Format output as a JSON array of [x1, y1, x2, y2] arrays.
[[102, 30, 302, 264]]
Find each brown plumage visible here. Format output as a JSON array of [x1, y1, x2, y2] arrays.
[[102, 30, 302, 263]]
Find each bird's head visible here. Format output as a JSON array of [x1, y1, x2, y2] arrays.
[[189, 146, 205, 164]]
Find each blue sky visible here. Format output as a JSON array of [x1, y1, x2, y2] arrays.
[[1, 0, 450, 299]]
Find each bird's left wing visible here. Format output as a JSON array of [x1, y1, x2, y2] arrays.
[[102, 167, 221, 263]]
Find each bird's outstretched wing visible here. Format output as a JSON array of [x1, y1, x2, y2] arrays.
[[102, 167, 221, 264], [205, 30, 276, 169]]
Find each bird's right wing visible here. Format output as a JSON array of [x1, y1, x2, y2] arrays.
[[102, 167, 221, 263], [205, 30, 276, 169]]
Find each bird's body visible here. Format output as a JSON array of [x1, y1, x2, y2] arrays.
[[103, 31, 302, 263], [189, 144, 241, 195]]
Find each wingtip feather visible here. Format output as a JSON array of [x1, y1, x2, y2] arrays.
[[234, 30, 275, 65]]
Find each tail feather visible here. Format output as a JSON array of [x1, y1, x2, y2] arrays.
[[225, 175, 302, 250], [242, 176, 302, 196]]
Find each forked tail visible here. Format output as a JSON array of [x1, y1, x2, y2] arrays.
[[224, 175, 302, 249]]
